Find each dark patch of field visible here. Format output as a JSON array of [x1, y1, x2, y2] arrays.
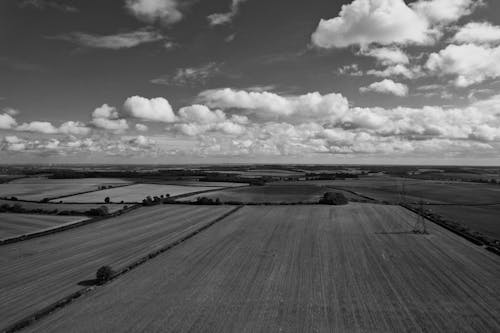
[[0, 205, 233, 330], [23, 204, 500, 332], [179, 184, 345, 203], [425, 204, 500, 240]]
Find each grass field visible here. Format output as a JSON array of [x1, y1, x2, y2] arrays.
[[0, 213, 87, 239], [0, 177, 131, 201], [180, 184, 331, 203], [0, 205, 234, 330], [425, 204, 500, 240], [24, 204, 500, 332], [54, 183, 223, 203], [0, 199, 127, 214]]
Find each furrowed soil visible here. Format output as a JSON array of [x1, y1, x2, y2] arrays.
[[0, 205, 233, 330], [24, 204, 500, 332]]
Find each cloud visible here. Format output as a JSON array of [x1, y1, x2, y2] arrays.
[[426, 43, 500, 87], [3, 108, 20, 116], [123, 96, 177, 123], [337, 64, 363, 76], [311, 0, 478, 48], [361, 47, 409, 65], [16, 121, 59, 134], [135, 123, 149, 132], [175, 104, 246, 136], [198, 88, 349, 123], [411, 0, 480, 25], [360, 79, 409, 96], [311, 0, 432, 48], [50, 29, 163, 49], [0, 113, 17, 129], [452, 22, 500, 45], [58, 121, 91, 136], [19, 0, 78, 12], [207, 0, 248, 26], [125, 0, 183, 25], [366, 64, 422, 79], [151, 62, 222, 86], [91, 104, 129, 132]]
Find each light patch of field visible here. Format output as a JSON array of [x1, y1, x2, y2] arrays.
[[25, 204, 500, 332], [0, 213, 87, 239], [179, 184, 333, 203], [0, 199, 127, 214], [0, 177, 131, 201], [55, 183, 222, 203], [0, 205, 234, 330]]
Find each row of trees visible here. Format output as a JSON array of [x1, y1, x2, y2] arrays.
[[0, 203, 110, 216]]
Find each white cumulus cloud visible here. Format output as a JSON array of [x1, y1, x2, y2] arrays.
[[360, 79, 409, 96], [0, 113, 17, 129], [452, 22, 500, 45], [311, 0, 478, 48], [125, 0, 183, 25], [123, 96, 177, 123], [426, 43, 500, 87]]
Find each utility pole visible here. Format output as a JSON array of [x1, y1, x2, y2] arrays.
[[413, 199, 427, 234]]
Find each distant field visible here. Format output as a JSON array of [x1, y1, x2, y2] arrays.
[[162, 181, 248, 187], [0, 213, 87, 239], [0, 199, 127, 214], [207, 169, 304, 177], [425, 204, 500, 240], [179, 184, 331, 203], [0, 177, 131, 201], [55, 183, 222, 203], [288, 176, 500, 204], [26, 204, 500, 332], [0, 205, 234, 330]]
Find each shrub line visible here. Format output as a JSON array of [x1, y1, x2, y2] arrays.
[[1, 205, 243, 333]]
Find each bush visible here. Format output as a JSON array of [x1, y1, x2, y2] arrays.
[[96, 265, 114, 284], [319, 192, 348, 205]]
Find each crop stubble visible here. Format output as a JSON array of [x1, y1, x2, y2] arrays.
[[22, 204, 500, 332]]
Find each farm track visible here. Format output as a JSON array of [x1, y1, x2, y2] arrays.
[[0, 205, 235, 331], [22, 204, 500, 332]]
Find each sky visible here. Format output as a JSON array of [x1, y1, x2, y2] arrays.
[[1, 0, 500, 165]]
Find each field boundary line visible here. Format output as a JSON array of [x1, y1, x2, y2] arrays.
[[0, 205, 141, 246], [1, 205, 243, 333]]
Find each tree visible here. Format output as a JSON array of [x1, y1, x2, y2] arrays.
[[96, 265, 114, 284], [104, 196, 110, 204], [319, 192, 348, 205]]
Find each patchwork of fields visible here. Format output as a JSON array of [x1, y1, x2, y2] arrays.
[[0, 177, 131, 201], [55, 183, 223, 203], [0, 205, 234, 330], [0, 213, 87, 239], [23, 204, 500, 332]]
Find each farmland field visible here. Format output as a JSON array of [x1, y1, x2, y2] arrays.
[[424, 204, 500, 240], [55, 183, 223, 203], [180, 184, 333, 203], [0, 177, 132, 201], [0, 213, 87, 239], [0, 205, 234, 330], [290, 176, 500, 204], [0, 199, 127, 214], [24, 204, 500, 332]]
